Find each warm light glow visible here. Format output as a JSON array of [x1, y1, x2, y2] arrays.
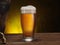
[[4, 10, 22, 34]]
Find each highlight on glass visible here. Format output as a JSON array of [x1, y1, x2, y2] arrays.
[[20, 5, 36, 42]]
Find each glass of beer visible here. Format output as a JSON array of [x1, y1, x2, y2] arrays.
[[20, 5, 36, 42]]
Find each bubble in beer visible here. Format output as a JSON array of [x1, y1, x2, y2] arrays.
[[21, 5, 36, 14]]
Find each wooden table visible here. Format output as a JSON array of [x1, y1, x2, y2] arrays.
[[0, 33, 60, 45]]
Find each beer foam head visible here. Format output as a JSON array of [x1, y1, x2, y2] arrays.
[[21, 5, 36, 14]]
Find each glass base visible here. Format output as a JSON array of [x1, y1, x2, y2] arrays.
[[23, 37, 33, 42]]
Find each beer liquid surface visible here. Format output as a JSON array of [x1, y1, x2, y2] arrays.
[[21, 14, 34, 36]]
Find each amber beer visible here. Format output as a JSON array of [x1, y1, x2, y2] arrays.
[[21, 5, 36, 42]]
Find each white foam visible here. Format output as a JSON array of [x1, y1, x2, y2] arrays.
[[20, 5, 36, 14]]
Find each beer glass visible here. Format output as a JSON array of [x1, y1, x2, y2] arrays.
[[0, 0, 11, 43], [20, 5, 36, 42], [0, 0, 11, 33]]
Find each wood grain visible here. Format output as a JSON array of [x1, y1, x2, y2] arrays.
[[0, 33, 60, 45]]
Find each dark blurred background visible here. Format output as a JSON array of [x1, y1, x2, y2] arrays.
[[0, 0, 59, 33], [13, 0, 59, 33]]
